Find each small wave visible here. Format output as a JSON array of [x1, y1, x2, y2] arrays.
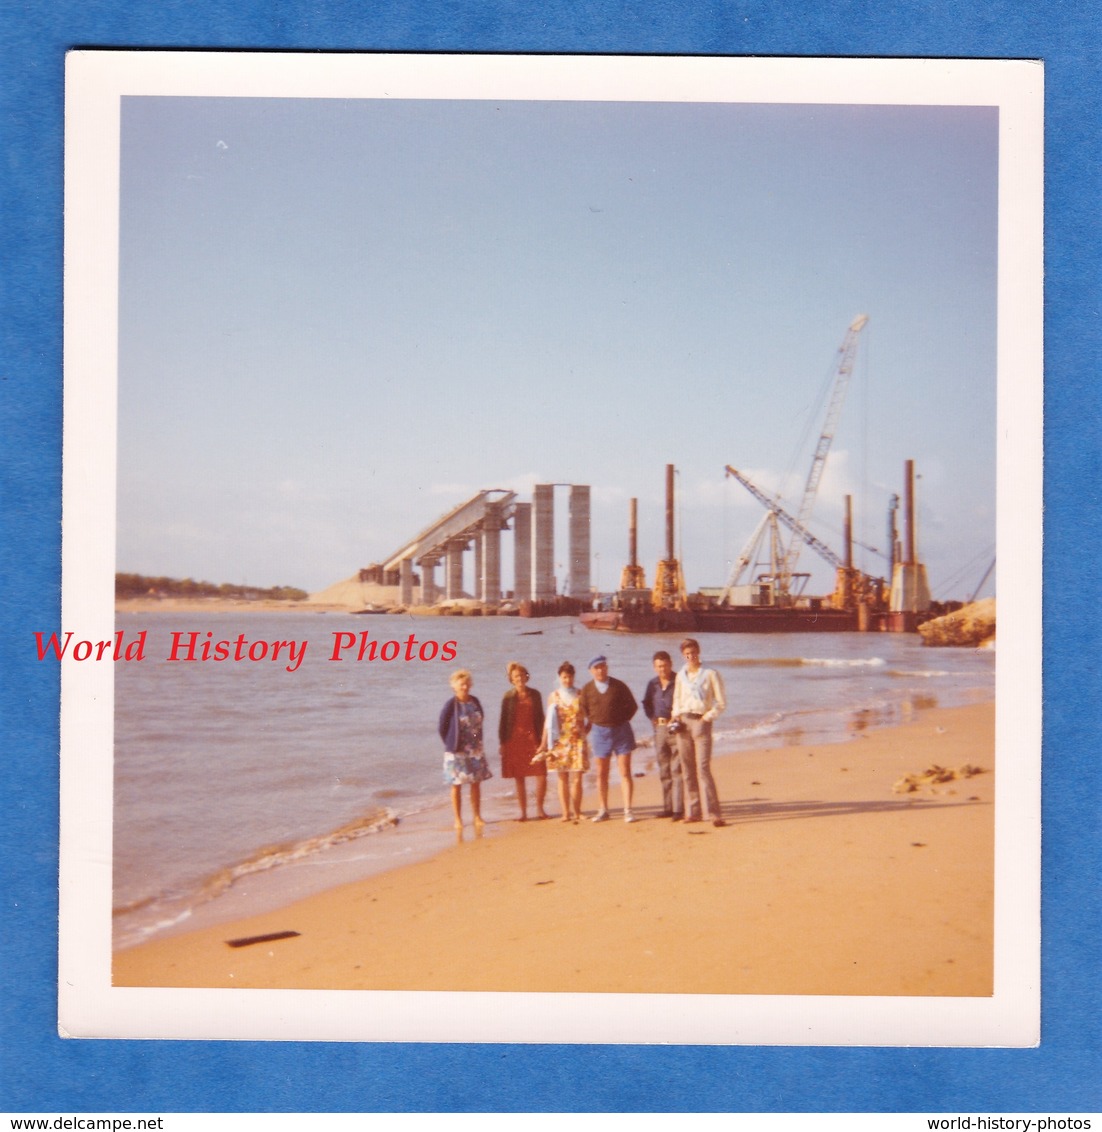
[[113, 806, 400, 942], [712, 712, 786, 745], [112, 892, 161, 919], [721, 656, 886, 670], [734, 715, 787, 741], [887, 668, 952, 678], [198, 808, 400, 899], [114, 906, 195, 950]]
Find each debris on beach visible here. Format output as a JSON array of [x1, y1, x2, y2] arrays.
[[225, 930, 301, 949], [892, 764, 985, 794]]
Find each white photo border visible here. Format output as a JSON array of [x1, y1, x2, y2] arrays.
[[59, 50, 1043, 1045]]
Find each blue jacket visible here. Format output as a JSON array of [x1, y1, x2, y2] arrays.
[[438, 695, 484, 751]]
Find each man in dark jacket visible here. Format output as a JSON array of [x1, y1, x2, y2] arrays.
[[642, 649, 683, 820], [578, 654, 638, 823]]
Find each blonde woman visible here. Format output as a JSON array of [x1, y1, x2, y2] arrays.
[[438, 669, 492, 829]]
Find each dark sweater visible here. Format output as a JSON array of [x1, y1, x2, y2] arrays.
[[498, 686, 545, 745], [578, 677, 638, 728]]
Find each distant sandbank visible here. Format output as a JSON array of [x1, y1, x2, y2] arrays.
[[117, 597, 348, 613], [115, 597, 500, 615]]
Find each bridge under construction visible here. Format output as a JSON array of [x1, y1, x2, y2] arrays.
[[359, 484, 591, 608]]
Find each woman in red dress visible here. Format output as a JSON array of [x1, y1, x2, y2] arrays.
[[498, 661, 547, 821]]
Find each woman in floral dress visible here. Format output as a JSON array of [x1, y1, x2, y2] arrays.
[[438, 668, 492, 830], [538, 661, 590, 822]]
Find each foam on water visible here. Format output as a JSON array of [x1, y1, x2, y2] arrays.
[[721, 656, 888, 669]]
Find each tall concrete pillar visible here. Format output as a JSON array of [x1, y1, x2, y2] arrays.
[[399, 557, 414, 606], [533, 484, 556, 600], [568, 485, 591, 598], [473, 536, 484, 602], [420, 556, 439, 605], [481, 500, 506, 604], [512, 502, 532, 602], [889, 460, 931, 615], [445, 539, 467, 600]]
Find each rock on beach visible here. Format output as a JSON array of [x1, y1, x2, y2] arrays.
[[918, 598, 996, 648]]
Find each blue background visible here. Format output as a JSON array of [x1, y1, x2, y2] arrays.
[[3, 1, 1098, 1114]]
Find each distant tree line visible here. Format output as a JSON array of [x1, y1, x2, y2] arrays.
[[116, 573, 309, 602]]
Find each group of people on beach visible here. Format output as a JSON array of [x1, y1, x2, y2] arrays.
[[436, 639, 729, 830]]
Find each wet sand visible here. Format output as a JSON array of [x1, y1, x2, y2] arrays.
[[113, 700, 994, 997]]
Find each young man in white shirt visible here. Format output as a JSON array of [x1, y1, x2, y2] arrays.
[[671, 637, 727, 827]]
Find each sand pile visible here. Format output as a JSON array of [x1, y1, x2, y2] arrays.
[[919, 598, 996, 648]]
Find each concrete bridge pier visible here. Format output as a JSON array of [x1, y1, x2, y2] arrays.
[[481, 500, 507, 604], [420, 556, 439, 605], [569, 484, 591, 598], [445, 538, 468, 601], [512, 502, 532, 603], [399, 557, 414, 606], [533, 484, 556, 599]]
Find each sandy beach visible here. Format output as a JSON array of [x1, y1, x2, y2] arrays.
[[112, 699, 994, 997]]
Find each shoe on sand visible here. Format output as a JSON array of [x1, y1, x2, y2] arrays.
[[624, 810, 637, 823], [590, 810, 610, 823]]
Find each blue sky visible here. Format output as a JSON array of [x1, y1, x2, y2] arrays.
[[117, 96, 998, 599]]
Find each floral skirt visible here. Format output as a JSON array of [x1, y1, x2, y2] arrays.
[[541, 736, 590, 773], [443, 750, 493, 786]]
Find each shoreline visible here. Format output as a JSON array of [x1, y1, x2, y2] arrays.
[[117, 597, 353, 613], [114, 699, 995, 997]]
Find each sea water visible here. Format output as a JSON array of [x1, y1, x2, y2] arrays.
[[112, 609, 994, 948]]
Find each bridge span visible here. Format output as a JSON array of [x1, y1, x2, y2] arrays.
[[361, 484, 591, 607]]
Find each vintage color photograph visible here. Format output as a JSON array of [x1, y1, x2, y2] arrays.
[[59, 52, 1042, 1044]]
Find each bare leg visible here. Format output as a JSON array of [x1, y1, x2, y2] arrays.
[[617, 752, 634, 815], [557, 770, 571, 820], [595, 757, 611, 814], [535, 773, 549, 818], [450, 784, 463, 829], [570, 771, 584, 819], [513, 776, 528, 821], [469, 782, 485, 829]]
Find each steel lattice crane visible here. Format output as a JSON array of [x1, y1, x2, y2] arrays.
[[720, 465, 845, 606], [722, 464, 888, 611], [774, 314, 868, 598]]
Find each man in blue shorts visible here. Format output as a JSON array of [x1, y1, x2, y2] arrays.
[[578, 654, 639, 823]]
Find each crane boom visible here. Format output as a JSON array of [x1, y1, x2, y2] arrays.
[[719, 509, 774, 601], [778, 314, 868, 590], [724, 465, 845, 574]]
